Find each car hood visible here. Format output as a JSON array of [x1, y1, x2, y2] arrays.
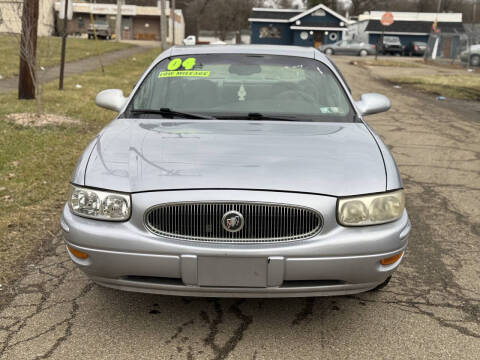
[[84, 119, 386, 197]]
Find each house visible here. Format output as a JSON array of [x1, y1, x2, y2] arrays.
[[53, 2, 185, 44], [0, 0, 56, 36], [348, 11, 464, 46], [249, 4, 351, 47]]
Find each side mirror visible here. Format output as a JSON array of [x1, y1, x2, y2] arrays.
[[95, 89, 127, 112], [355, 93, 391, 116]]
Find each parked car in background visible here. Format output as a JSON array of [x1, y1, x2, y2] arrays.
[[404, 41, 427, 56], [460, 44, 480, 66], [88, 24, 112, 40], [318, 39, 376, 56], [183, 35, 196, 45], [61, 45, 410, 298], [377, 36, 403, 55], [183, 35, 216, 45]]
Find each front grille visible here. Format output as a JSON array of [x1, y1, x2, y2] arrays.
[[144, 202, 322, 243]]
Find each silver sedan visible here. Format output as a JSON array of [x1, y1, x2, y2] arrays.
[[61, 45, 410, 297], [318, 39, 377, 56]]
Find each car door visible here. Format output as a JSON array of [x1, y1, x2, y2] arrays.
[[334, 41, 349, 55], [346, 40, 361, 55]]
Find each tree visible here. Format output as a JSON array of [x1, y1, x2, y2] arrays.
[[18, 0, 39, 100], [198, 0, 260, 41], [304, 0, 337, 10], [185, 0, 212, 38], [2, 1, 55, 115], [270, 0, 295, 8], [348, 0, 381, 16]]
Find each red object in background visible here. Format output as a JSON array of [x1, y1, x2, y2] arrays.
[[380, 12, 394, 27]]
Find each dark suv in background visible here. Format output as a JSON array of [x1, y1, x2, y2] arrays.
[[378, 36, 404, 55], [404, 41, 427, 56]]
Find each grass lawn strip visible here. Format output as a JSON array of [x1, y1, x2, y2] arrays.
[[0, 48, 160, 287], [0, 35, 133, 78], [389, 74, 480, 101]]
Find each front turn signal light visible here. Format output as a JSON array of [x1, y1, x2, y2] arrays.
[[380, 252, 403, 265], [67, 245, 89, 260]]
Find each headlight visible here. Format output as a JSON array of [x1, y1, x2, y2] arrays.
[[337, 190, 405, 226], [68, 184, 131, 221]]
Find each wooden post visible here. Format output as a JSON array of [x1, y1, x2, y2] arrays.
[[171, 0, 176, 45], [18, 0, 39, 99], [160, 0, 167, 49], [115, 0, 122, 41], [89, 10, 105, 73], [59, 0, 69, 90]]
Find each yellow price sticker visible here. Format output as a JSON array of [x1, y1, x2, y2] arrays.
[[166, 57, 198, 71], [167, 58, 182, 71]]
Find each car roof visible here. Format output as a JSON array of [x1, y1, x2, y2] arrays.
[[146, 44, 343, 91], [168, 44, 320, 60]]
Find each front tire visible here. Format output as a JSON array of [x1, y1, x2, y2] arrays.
[[470, 54, 480, 67], [324, 48, 333, 56], [369, 276, 392, 292], [359, 49, 368, 57]]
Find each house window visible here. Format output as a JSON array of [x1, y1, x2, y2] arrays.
[[95, 15, 107, 25], [259, 25, 281, 39], [77, 16, 84, 29], [312, 9, 326, 16]]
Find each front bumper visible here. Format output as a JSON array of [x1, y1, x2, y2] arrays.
[[61, 190, 411, 298]]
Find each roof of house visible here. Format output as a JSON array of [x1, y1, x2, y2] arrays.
[[365, 20, 465, 34], [359, 11, 462, 23], [249, 4, 351, 25], [250, 8, 303, 21]]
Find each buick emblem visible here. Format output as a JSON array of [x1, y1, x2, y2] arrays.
[[222, 210, 244, 233]]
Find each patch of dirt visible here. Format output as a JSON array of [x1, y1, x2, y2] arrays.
[[6, 112, 80, 127]]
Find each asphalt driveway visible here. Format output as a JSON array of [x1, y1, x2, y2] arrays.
[[1, 56, 479, 360]]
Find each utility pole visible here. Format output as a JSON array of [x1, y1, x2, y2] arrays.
[[59, 0, 69, 90], [171, 0, 176, 45], [160, 0, 167, 49], [115, 0, 122, 41], [18, 0, 39, 99], [474, 0, 477, 24], [437, 0, 442, 13]]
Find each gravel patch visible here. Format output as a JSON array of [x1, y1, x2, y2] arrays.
[[5, 113, 80, 127]]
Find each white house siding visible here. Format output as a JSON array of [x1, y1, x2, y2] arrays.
[[0, 0, 55, 36], [346, 20, 369, 42]]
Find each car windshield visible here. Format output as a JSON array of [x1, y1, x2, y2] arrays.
[[127, 54, 354, 122]]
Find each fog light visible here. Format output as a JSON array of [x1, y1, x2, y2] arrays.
[[380, 252, 403, 265], [67, 245, 88, 260]]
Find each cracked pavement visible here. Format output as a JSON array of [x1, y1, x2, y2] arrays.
[[1, 56, 479, 359]]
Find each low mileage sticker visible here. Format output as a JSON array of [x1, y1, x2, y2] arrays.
[[159, 70, 210, 78]]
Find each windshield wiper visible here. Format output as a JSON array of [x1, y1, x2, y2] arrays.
[[216, 113, 299, 121], [130, 108, 215, 120]]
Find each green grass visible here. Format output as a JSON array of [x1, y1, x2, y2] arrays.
[[0, 47, 161, 285], [356, 59, 422, 68], [390, 74, 480, 101], [0, 35, 133, 78]]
